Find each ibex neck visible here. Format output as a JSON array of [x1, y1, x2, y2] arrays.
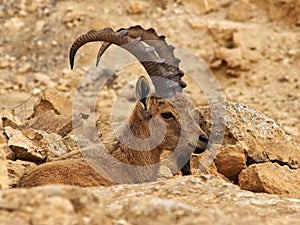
[[128, 103, 151, 139], [111, 120, 164, 166], [107, 103, 163, 182]]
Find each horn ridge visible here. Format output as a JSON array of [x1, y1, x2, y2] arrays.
[[69, 25, 186, 97]]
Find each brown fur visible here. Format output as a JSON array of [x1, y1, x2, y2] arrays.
[[18, 78, 207, 188]]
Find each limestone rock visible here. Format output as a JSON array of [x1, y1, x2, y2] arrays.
[[1, 177, 300, 224], [197, 100, 300, 197], [127, 1, 149, 14], [3, 126, 74, 163], [0, 131, 8, 189], [215, 145, 246, 182], [1, 109, 22, 129], [4, 126, 47, 163], [183, 0, 220, 14], [0, 186, 111, 225], [214, 47, 250, 77], [24, 110, 72, 136], [31, 87, 72, 118], [226, 0, 253, 22], [239, 162, 300, 198], [251, 0, 300, 23], [7, 160, 37, 188]]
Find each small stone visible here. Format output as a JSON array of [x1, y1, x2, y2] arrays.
[[0, 60, 10, 69], [18, 10, 27, 17], [18, 63, 32, 74], [4, 18, 25, 32], [287, 49, 297, 56], [51, 40, 58, 47], [226, 0, 253, 22], [32, 88, 42, 95], [127, 1, 148, 14], [215, 146, 246, 181], [202, 0, 220, 13]]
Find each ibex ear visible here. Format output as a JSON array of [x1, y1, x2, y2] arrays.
[[135, 76, 152, 111]]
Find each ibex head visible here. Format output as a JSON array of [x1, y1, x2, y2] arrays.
[[134, 76, 208, 154]]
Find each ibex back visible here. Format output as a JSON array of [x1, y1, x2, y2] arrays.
[[18, 25, 208, 188]]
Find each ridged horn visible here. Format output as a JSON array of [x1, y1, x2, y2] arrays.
[[69, 25, 186, 98]]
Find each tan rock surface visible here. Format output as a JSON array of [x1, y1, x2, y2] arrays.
[[1, 176, 300, 225], [239, 162, 300, 198], [4, 126, 47, 163], [0, 131, 8, 189], [197, 100, 300, 197], [7, 160, 37, 188], [31, 87, 73, 118]]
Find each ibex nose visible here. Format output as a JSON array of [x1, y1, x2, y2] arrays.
[[199, 134, 209, 144]]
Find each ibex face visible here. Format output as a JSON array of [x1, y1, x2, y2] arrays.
[[133, 76, 208, 154]]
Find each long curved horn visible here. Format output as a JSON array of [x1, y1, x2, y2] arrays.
[[96, 25, 181, 68], [69, 25, 186, 97]]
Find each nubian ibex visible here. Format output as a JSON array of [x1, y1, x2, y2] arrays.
[[18, 25, 208, 188]]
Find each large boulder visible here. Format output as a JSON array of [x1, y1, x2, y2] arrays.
[[1, 176, 300, 225], [197, 100, 300, 197]]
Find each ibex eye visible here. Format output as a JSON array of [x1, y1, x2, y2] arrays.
[[160, 112, 175, 119]]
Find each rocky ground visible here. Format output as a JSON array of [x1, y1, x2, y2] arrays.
[[1, 0, 300, 224]]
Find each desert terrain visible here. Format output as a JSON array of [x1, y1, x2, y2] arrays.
[[0, 0, 300, 224]]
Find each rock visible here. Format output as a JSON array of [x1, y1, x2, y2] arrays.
[[32, 73, 54, 87], [1, 109, 22, 129], [0, 131, 8, 189], [226, 0, 253, 22], [157, 165, 173, 180], [197, 100, 300, 197], [31, 196, 77, 225], [0, 59, 10, 69], [183, 0, 220, 14], [24, 110, 73, 136], [7, 160, 37, 188], [4, 126, 47, 163], [0, 186, 111, 225], [251, 0, 300, 23], [154, 0, 169, 9], [3, 18, 25, 33], [1, 110, 19, 160], [4, 125, 78, 163], [127, 1, 149, 14], [1, 177, 300, 224], [239, 162, 300, 198], [214, 47, 250, 77], [18, 62, 32, 74], [31, 87, 73, 118], [215, 145, 246, 182], [62, 7, 86, 29]]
